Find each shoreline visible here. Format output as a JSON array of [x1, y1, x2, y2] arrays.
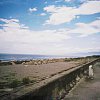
[[0, 56, 99, 66], [0, 58, 66, 66]]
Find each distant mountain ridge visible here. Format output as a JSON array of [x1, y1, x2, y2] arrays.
[[69, 52, 100, 57]]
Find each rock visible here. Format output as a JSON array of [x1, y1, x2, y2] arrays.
[[11, 61, 16, 65], [76, 76, 80, 81]]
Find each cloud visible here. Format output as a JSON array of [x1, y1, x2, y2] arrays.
[[44, 1, 100, 25], [97, 17, 100, 20], [44, 1, 47, 4], [55, 0, 63, 3], [78, 1, 100, 15], [67, 19, 100, 37], [0, 18, 99, 55], [40, 13, 46, 16], [44, 5, 76, 25], [69, 47, 100, 53], [76, 15, 80, 19], [0, 18, 71, 54], [64, 0, 72, 2], [29, 7, 37, 13], [0, 18, 28, 29], [0, 18, 19, 23]]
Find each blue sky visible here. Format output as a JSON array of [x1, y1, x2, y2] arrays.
[[0, 0, 100, 55]]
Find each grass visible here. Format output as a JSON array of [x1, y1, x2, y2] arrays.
[[22, 77, 31, 85], [9, 79, 20, 88]]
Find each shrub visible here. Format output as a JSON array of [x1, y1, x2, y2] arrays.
[[10, 79, 20, 88], [64, 58, 71, 62], [22, 77, 30, 85], [64, 58, 68, 62]]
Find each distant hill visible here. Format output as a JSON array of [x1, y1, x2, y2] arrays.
[[66, 52, 100, 58]]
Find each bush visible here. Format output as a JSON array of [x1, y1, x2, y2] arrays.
[[22, 77, 30, 85], [64, 58, 71, 62], [64, 58, 68, 62], [10, 79, 20, 88]]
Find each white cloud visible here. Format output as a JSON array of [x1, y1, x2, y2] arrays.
[[97, 17, 100, 20], [29, 7, 37, 13], [0, 18, 19, 23], [44, 5, 57, 13], [55, 0, 63, 3], [40, 13, 46, 16], [44, 5, 76, 25], [64, 0, 71, 2], [0, 18, 99, 55], [44, 1, 47, 4], [67, 19, 100, 37], [69, 47, 100, 53], [76, 15, 80, 19], [0, 18, 71, 54], [44, 1, 100, 25], [0, 18, 28, 29], [78, 1, 100, 15]]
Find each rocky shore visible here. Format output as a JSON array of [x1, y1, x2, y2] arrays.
[[0, 58, 65, 66], [0, 57, 96, 66]]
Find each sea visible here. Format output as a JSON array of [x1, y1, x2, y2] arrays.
[[0, 53, 67, 61], [1, 52, 98, 61]]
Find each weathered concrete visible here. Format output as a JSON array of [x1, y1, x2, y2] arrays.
[[0, 58, 99, 100], [64, 61, 100, 100]]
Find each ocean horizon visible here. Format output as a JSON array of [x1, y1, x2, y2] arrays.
[[0, 52, 100, 61], [0, 53, 68, 61]]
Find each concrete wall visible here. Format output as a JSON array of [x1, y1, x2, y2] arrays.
[[13, 59, 100, 100]]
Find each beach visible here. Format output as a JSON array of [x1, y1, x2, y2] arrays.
[[0, 57, 96, 85]]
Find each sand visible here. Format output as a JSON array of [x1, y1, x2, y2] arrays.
[[0, 60, 89, 82]]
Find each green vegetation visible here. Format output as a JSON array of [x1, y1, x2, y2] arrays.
[[0, 71, 35, 88], [7, 77, 35, 88], [9, 79, 20, 88], [22, 77, 31, 85]]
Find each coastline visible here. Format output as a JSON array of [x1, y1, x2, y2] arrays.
[[0, 55, 99, 66], [0, 57, 99, 100]]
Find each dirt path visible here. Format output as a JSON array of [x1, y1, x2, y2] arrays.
[[64, 61, 100, 100]]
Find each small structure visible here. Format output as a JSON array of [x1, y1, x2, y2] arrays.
[[89, 65, 94, 79]]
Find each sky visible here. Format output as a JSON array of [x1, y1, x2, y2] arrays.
[[0, 0, 100, 55]]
